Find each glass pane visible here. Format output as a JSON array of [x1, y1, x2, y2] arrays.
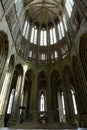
[[23, 21, 28, 36], [50, 29, 53, 45], [25, 24, 29, 39], [7, 89, 15, 114], [15, 0, 23, 15], [40, 30, 44, 46], [60, 22, 64, 37], [71, 90, 78, 114], [40, 94, 45, 111], [62, 92, 65, 115], [34, 29, 37, 44], [63, 14, 67, 31], [58, 24, 62, 40], [44, 30, 47, 46], [55, 51, 58, 58]]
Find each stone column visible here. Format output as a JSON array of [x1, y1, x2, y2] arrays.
[[10, 71, 26, 124], [62, 74, 75, 124], [73, 57, 87, 114], [29, 71, 38, 122], [46, 69, 51, 111]]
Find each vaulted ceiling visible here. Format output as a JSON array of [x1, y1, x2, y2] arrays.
[[24, 0, 64, 26]]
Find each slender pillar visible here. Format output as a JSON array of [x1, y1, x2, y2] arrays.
[[62, 73, 75, 124]]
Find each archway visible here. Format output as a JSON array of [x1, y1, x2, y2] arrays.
[[37, 71, 47, 112], [0, 31, 8, 79]]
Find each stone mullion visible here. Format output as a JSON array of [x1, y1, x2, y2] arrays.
[[63, 75, 75, 123], [47, 71, 52, 111]]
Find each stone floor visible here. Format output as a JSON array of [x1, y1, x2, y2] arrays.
[[0, 128, 87, 130]]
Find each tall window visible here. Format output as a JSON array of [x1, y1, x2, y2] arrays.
[[58, 22, 65, 40], [40, 29, 47, 46], [50, 28, 57, 45], [63, 14, 67, 31], [15, 0, 23, 15], [7, 89, 15, 114], [71, 90, 78, 114], [55, 51, 58, 58], [41, 54, 45, 60], [61, 92, 65, 115], [23, 21, 29, 39], [29, 50, 32, 58], [40, 93, 45, 111], [65, 0, 74, 17], [30, 26, 37, 44]]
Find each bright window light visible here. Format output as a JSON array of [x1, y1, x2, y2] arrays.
[[40, 29, 47, 46], [65, 0, 74, 17], [58, 24, 62, 40], [55, 51, 58, 58], [60, 22, 65, 37], [71, 90, 78, 114], [61, 92, 65, 115], [15, 0, 23, 15], [40, 30, 44, 46], [50, 29, 53, 45], [7, 89, 15, 114], [63, 14, 67, 31], [40, 93, 45, 111], [23, 21, 30, 39]]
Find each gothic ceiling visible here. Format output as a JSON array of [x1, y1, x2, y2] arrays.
[[24, 0, 64, 26]]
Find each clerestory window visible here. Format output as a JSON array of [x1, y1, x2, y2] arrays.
[[50, 28, 57, 45], [65, 0, 74, 17], [7, 89, 15, 114], [71, 90, 78, 114], [61, 92, 65, 115], [40, 93, 45, 112], [30, 26, 37, 44], [23, 21, 29, 39], [58, 21, 65, 40], [40, 29, 47, 46], [15, 0, 23, 15]]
